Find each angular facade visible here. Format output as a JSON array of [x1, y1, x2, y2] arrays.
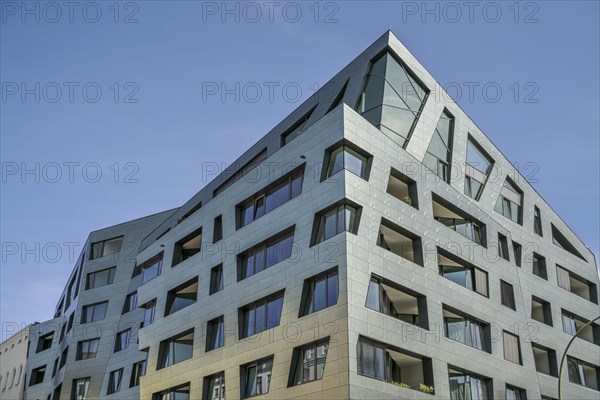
[[20, 31, 599, 400]]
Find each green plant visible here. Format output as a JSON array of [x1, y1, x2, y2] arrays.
[[418, 383, 435, 394], [391, 381, 411, 388], [402, 196, 412, 205]]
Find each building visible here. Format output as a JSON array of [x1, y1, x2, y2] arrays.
[[22, 31, 599, 400], [0, 325, 30, 400]]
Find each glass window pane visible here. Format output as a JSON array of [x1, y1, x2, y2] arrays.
[[365, 279, 381, 311], [344, 148, 366, 178], [265, 183, 290, 213], [327, 148, 344, 177], [313, 278, 327, 313], [323, 211, 337, 241], [291, 174, 303, 198], [266, 297, 283, 329], [327, 273, 338, 308], [255, 303, 266, 333]]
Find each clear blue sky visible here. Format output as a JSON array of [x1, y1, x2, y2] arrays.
[[1, 1, 598, 335]]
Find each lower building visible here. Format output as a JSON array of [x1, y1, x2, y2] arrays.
[[0, 325, 30, 400]]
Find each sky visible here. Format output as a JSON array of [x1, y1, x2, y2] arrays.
[[1, 1, 599, 338]]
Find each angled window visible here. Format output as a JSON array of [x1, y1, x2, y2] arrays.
[[327, 79, 349, 113], [501, 280, 516, 310], [387, 167, 418, 208], [531, 296, 552, 326], [157, 329, 194, 369], [153, 383, 190, 400], [424, 109, 454, 182], [495, 178, 523, 224], [172, 228, 202, 267], [532, 253, 547, 280], [299, 268, 338, 317], [206, 316, 225, 352], [432, 194, 485, 246], [213, 148, 267, 198], [114, 328, 131, 353], [238, 228, 295, 280], [532, 344, 558, 377], [36, 331, 54, 353], [178, 202, 202, 225], [322, 141, 371, 181], [448, 367, 491, 400], [210, 264, 224, 295], [567, 357, 599, 390], [464, 138, 494, 200], [165, 277, 198, 316], [29, 365, 46, 386], [81, 301, 108, 323], [377, 218, 423, 266], [76, 338, 99, 360], [51, 358, 59, 378], [52, 383, 62, 400], [73, 261, 83, 298], [140, 253, 163, 284], [438, 249, 488, 297], [503, 331, 522, 365], [533, 206, 543, 236], [443, 305, 490, 352], [86, 266, 116, 290], [357, 51, 428, 147], [512, 241, 522, 267], [203, 372, 225, 400], [107, 368, 123, 395], [506, 385, 527, 400], [312, 201, 361, 246], [561, 310, 600, 346], [130, 356, 147, 388], [213, 215, 223, 243], [67, 312, 74, 333], [90, 236, 123, 260], [556, 265, 598, 304], [551, 224, 586, 261], [281, 106, 317, 146], [59, 322, 67, 343], [122, 291, 138, 314], [59, 347, 69, 369], [289, 338, 329, 386], [238, 166, 304, 228], [365, 275, 429, 329], [241, 356, 273, 398], [71, 377, 90, 400], [239, 291, 284, 339], [498, 233, 510, 261], [141, 299, 156, 328]]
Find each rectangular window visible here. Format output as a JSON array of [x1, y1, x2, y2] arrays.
[[289, 338, 329, 386], [561, 310, 600, 346], [172, 228, 202, 267], [140, 253, 163, 284], [141, 299, 156, 328], [448, 367, 491, 400], [500, 280, 516, 310], [239, 228, 294, 280], [213, 215, 223, 243], [203, 372, 225, 400], [556, 265, 598, 304], [323, 142, 370, 181], [107, 368, 123, 394], [122, 291, 138, 314], [443, 306, 490, 352], [532, 344, 558, 377], [129, 359, 147, 388], [239, 291, 284, 339], [210, 264, 224, 295], [300, 268, 338, 317], [312, 201, 361, 246], [241, 357, 273, 398], [152, 383, 191, 400], [71, 377, 90, 400], [498, 233, 509, 261], [531, 296, 553, 326], [376, 218, 423, 266], [238, 166, 304, 229], [506, 386, 527, 400], [29, 365, 46, 386], [464, 138, 494, 201], [157, 329, 194, 369], [86, 266, 116, 290], [532, 253, 547, 280], [205, 316, 225, 352], [438, 249, 488, 297], [432, 194, 486, 246], [36, 331, 54, 353], [114, 329, 131, 352], [81, 301, 108, 323], [76, 338, 100, 360], [533, 206, 543, 236], [567, 357, 600, 390], [503, 331, 522, 365], [495, 179, 523, 224], [90, 236, 123, 260], [387, 168, 418, 209], [512, 241, 522, 267], [213, 148, 267, 198], [165, 277, 198, 316]]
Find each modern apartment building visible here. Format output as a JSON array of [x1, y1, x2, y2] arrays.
[[20, 31, 599, 400]]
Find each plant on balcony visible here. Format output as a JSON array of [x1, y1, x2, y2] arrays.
[[391, 381, 410, 388], [418, 383, 435, 394]]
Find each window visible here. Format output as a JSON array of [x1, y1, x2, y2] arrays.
[[238, 167, 304, 228], [357, 51, 428, 147], [213, 215, 223, 243], [51, 358, 59, 378], [130, 359, 147, 388], [177, 202, 202, 225], [533, 206, 543, 236], [114, 328, 131, 352], [443, 306, 490, 352], [67, 312, 74, 333], [323, 142, 370, 180], [556, 265, 598, 304], [203, 372, 225, 400], [86, 266, 116, 289], [36, 331, 54, 353], [76, 338, 99, 360], [59, 347, 69, 369], [438, 249, 488, 297], [157, 329, 194, 369], [122, 291, 138, 314], [567, 357, 600, 390], [387, 168, 418, 208], [165, 277, 198, 316], [209, 264, 224, 295], [281, 106, 316, 146], [503, 331, 522, 364], [464, 138, 494, 200], [172, 228, 202, 267], [152, 383, 190, 400], [90, 236, 123, 260], [313, 202, 360, 245], [532, 344, 558, 377], [512, 241, 522, 267], [241, 357, 273, 398], [365, 276, 429, 329], [71, 377, 90, 400], [495, 178, 523, 224], [107, 368, 123, 394], [300, 268, 338, 317], [141, 299, 156, 328], [506, 386, 526, 400], [432, 194, 485, 245], [290, 339, 329, 386], [65, 274, 76, 309], [52, 383, 62, 400], [357, 337, 434, 390], [140, 253, 163, 284], [500, 281, 516, 310], [498, 233, 509, 261], [448, 367, 491, 400], [213, 148, 268, 198], [81, 301, 108, 323], [531, 296, 553, 326], [424, 109, 454, 182], [327, 79, 348, 113], [205, 316, 225, 352], [239, 291, 284, 339], [561, 310, 600, 345], [551, 224, 586, 261], [238, 228, 294, 280], [29, 366, 46, 386], [532, 253, 547, 280], [376, 218, 423, 266], [59, 322, 67, 342]]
